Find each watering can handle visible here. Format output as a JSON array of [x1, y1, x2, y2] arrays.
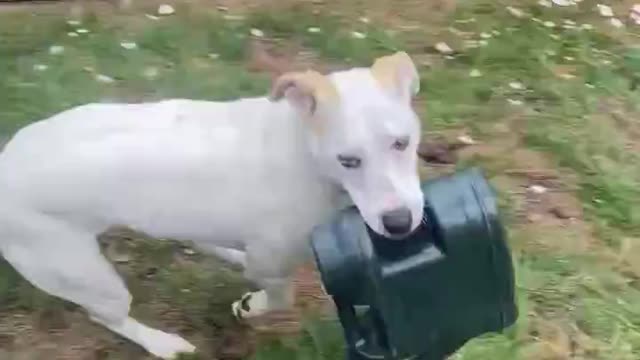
[[334, 298, 365, 350], [335, 297, 390, 359]]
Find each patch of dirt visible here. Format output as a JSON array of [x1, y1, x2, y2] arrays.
[[0, 310, 146, 360], [245, 38, 341, 80]]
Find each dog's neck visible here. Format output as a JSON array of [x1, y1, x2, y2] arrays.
[[241, 96, 349, 209]]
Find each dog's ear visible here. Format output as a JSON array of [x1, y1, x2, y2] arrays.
[[371, 51, 420, 102], [269, 70, 339, 116]]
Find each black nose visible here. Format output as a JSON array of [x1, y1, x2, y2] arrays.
[[381, 207, 413, 235]]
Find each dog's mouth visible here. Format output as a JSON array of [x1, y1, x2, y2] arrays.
[[381, 223, 423, 240], [365, 223, 423, 243], [365, 212, 426, 240]]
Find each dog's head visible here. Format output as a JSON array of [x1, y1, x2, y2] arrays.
[[270, 52, 424, 238]]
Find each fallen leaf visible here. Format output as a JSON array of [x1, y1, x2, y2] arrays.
[[143, 67, 159, 79], [250, 28, 265, 37], [539, 0, 552, 7], [597, 4, 614, 17], [120, 41, 138, 50], [49, 45, 64, 55], [158, 4, 175, 15], [509, 81, 525, 90], [610, 18, 624, 28], [529, 185, 548, 194], [457, 135, 476, 145], [95, 74, 115, 83], [508, 98, 524, 106], [507, 6, 525, 18], [552, 0, 575, 6], [223, 14, 245, 21], [351, 31, 367, 39], [434, 42, 454, 54]]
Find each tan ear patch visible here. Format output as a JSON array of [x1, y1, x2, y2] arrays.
[[269, 70, 339, 134], [371, 51, 419, 96], [269, 70, 339, 105]]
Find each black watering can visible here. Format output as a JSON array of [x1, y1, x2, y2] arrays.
[[310, 167, 518, 360]]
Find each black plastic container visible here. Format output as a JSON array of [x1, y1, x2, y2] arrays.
[[311, 167, 518, 360]]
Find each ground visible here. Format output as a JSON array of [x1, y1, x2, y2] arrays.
[[1, 0, 640, 359]]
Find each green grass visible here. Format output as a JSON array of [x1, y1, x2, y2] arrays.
[[441, 1, 640, 240], [1, 0, 640, 359]]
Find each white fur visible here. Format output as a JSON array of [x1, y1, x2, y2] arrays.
[[0, 59, 423, 359]]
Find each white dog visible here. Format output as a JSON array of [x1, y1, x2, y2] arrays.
[[0, 52, 424, 359]]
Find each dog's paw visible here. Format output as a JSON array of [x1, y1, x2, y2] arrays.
[[232, 290, 270, 319], [142, 329, 196, 359]]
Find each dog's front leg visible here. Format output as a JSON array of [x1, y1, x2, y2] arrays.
[[232, 277, 294, 319], [232, 242, 298, 319]]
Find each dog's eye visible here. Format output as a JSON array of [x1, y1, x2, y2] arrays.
[[337, 155, 362, 169], [392, 137, 410, 151]]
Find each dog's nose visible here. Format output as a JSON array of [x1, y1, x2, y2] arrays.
[[381, 207, 413, 236]]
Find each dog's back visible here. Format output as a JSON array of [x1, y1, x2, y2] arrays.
[[0, 97, 337, 242]]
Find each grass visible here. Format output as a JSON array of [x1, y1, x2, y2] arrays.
[[1, 0, 640, 359]]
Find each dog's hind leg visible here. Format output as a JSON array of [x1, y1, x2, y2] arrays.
[[0, 211, 195, 359]]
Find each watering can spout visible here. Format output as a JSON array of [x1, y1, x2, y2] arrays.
[[311, 167, 518, 360]]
